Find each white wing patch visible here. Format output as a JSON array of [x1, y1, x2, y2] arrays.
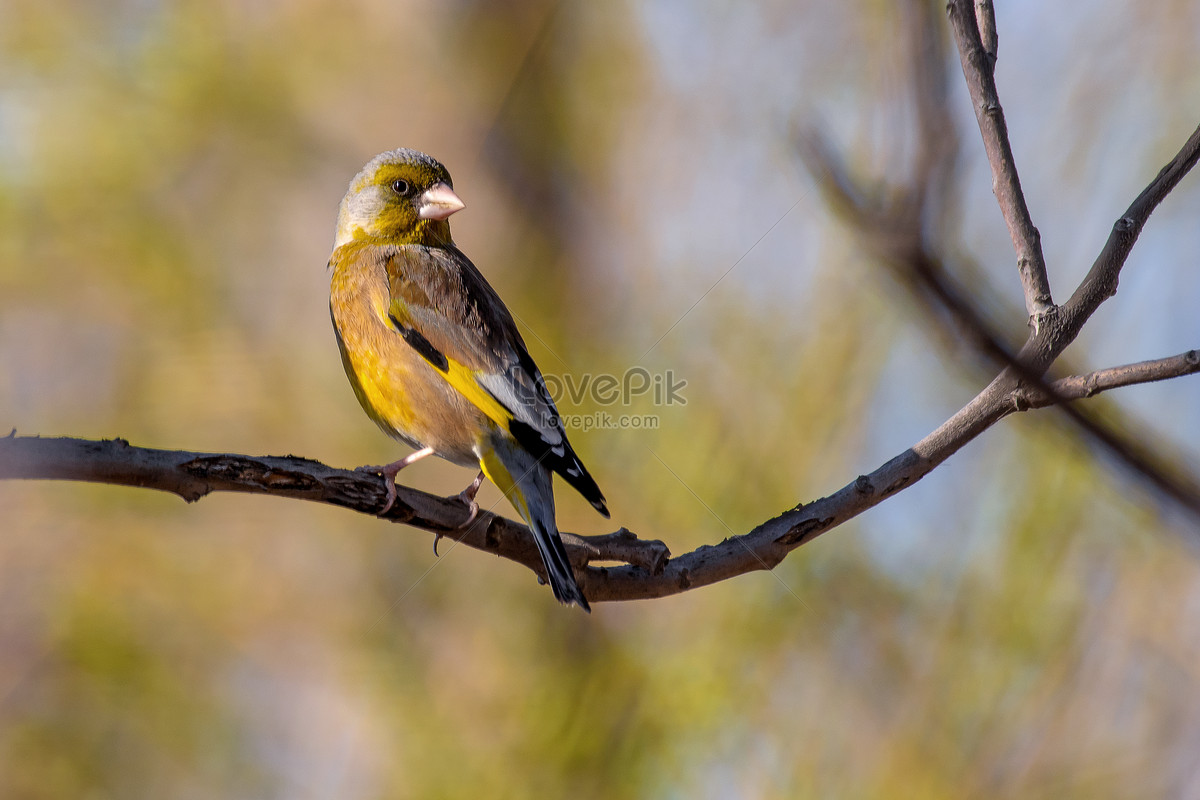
[[475, 367, 565, 449]]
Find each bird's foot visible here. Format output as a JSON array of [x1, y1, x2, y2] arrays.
[[356, 446, 435, 515], [455, 470, 486, 528], [435, 470, 486, 556]]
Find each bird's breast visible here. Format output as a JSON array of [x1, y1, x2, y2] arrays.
[[329, 247, 485, 467]]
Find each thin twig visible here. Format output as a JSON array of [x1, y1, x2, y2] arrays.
[[1022, 350, 1200, 407], [974, 0, 998, 62], [947, 0, 1053, 319], [1050, 123, 1200, 352]]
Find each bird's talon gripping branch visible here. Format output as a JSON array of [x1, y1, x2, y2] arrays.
[[434, 471, 485, 556], [356, 446, 435, 515], [455, 471, 485, 529]]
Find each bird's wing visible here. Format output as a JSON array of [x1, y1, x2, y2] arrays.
[[381, 244, 608, 517]]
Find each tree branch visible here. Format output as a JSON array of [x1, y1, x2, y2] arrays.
[[797, 1, 1200, 521], [974, 0, 998, 61], [7, 329, 1200, 605], [802, 118, 1200, 518], [0, 430, 962, 602], [1054, 124, 1200, 347], [1019, 350, 1200, 407], [947, 0, 1053, 319], [0, 433, 672, 592], [1016, 122, 1200, 379]]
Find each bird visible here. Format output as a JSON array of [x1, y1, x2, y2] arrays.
[[328, 148, 609, 611]]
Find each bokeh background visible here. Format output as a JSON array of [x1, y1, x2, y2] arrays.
[[3, 0, 1200, 796]]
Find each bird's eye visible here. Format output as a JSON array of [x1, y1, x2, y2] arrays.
[[391, 180, 410, 195]]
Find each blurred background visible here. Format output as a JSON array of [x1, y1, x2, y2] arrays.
[[3, 0, 1200, 796]]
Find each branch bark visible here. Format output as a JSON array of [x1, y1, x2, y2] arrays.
[[1052, 124, 1200, 352], [0, 427, 999, 600], [1022, 350, 1200, 407], [0, 434, 672, 591], [948, 0, 1053, 319]]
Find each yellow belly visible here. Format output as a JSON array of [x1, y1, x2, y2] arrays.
[[330, 266, 485, 468]]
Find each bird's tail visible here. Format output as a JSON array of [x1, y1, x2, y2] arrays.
[[481, 436, 590, 612]]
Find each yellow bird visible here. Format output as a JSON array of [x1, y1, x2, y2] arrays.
[[328, 148, 609, 611]]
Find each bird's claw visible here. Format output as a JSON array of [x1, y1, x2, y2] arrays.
[[354, 446, 436, 517], [457, 492, 480, 529], [454, 471, 485, 530], [434, 471, 485, 554], [379, 479, 398, 515], [356, 464, 399, 515]]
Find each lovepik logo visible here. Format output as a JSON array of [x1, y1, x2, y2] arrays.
[[540, 368, 687, 408]]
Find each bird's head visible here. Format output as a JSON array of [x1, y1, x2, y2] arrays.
[[334, 149, 465, 249]]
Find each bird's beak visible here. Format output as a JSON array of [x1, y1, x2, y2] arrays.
[[417, 182, 465, 221]]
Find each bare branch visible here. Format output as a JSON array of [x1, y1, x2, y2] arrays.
[[1052, 124, 1200, 349], [0, 430, 970, 602], [1018, 350, 1200, 407], [1013, 122, 1200, 382], [802, 122, 1200, 518], [947, 0, 1053, 318], [974, 0, 997, 61], [9, 334, 1199, 605], [798, 7, 1200, 522], [0, 434, 671, 595]]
